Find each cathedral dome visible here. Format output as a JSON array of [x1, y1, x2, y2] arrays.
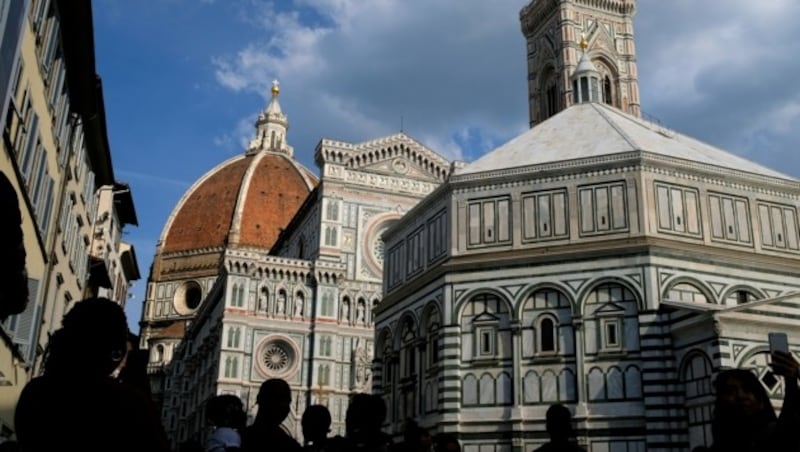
[[159, 153, 316, 253], [158, 82, 317, 254]]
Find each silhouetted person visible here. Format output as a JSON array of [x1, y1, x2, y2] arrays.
[[15, 298, 169, 452], [302, 404, 332, 451], [702, 352, 800, 452], [336, 393, 392, 452], [0, 171, 28, 320], [117, 332, 152, 396], [534, 404, 585, 452], [0, 440, 19, 452], [206, 394, 247, 452], [433, 434, 460, 452], [393, 419, 431, 452], [241, 378, 302, 452]]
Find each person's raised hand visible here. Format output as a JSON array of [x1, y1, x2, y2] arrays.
[[770, 351, 800, 381]]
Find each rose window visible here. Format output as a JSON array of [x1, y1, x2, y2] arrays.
[[372, 235, 386, 266], [256, 338, 297, 378], [263, 343, 290, 372]]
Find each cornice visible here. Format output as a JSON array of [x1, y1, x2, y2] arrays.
[[450, 152, 800, 199]]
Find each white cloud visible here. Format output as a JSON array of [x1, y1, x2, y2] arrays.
[[211, 0, 800, 176]]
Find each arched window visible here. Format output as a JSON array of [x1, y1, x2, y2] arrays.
[[325, 226, 338, 247], [318, 364, 330, 386], [234, 328, 241, 348], [231, 357, 238, 378], [227, 328, 236, 348], [224, 356, 232, 378], [540, 67, 559, 120], [155, 344, 165, 362], [230, 284, 239, 307], [326, 200, 339, 221], [604, 76, 613, 106], [539, 316, 556, 352], [321, 292, 333, 317]]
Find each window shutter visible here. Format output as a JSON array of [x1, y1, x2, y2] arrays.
[[12, 278, 42, 364]]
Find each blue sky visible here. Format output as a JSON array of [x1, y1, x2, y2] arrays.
[[91, 0, 800, 332]]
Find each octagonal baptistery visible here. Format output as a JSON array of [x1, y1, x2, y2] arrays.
[[142, 86, 317, 398]]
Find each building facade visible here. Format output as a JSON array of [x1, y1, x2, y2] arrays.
[[374, 1, 800, 451], [141, 83, 450, 447], [0, 0, 139, 437]]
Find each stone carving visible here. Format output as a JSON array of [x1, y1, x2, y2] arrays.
[[356, 300, 365, 325], [258, 289, 268, 311], [295, 297, 303, 317], [352, 338, 373, 390], [277, 292, 286, 315], [341, 300, 350, 323]]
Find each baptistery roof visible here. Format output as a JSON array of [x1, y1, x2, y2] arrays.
[[457, 102, 794, 181]]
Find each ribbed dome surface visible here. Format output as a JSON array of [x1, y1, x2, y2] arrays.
[[161, 152, 316, 254]]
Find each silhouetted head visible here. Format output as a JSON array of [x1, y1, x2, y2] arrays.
[[0, 172, 28, 320], [302, 404, 331, 444], [346, 393, 386, 438], [255, 378, 292, 426], [434, 434, 461, 452], [712, 368, 776, 441], [207, 394, 246, 430], [44, 298, 128, 378], [545, 404, 574, 441]]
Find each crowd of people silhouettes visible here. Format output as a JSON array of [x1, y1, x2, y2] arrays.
[[3, 296, 800, 451]]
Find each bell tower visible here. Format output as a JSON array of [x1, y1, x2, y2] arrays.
[[520, 0, 641, 127]]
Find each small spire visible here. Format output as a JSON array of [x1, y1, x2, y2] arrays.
[[271, 79, 280, 97], [580, 33, 589, 52]]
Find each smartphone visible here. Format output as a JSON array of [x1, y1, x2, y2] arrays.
[[769, 332, 790, 354]]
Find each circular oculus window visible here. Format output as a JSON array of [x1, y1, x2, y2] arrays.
[[174, 281, 203, 315]]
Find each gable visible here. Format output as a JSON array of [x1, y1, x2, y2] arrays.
[[347, 133, 450, 183], [473, 311, 500, 323], [594, 302, 626, 315], [358, 157, 440, 182]]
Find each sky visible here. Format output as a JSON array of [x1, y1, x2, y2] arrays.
[[90, 0, 800, 333]]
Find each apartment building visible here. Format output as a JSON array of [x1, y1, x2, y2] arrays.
[[0, 0, 139, 436]]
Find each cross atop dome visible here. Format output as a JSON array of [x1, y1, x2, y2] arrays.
[[247, 79, 294, 157]]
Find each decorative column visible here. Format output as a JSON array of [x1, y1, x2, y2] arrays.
[[511, 320, 524, 452], [572, 318, 589, 449]]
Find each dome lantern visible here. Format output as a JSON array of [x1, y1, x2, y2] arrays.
[[572, 36, 602, 104], [248, 79, 294, 157]]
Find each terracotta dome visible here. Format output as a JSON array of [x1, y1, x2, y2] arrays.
[[158, 82, 317, 254], [160, 153, 316, 254]]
